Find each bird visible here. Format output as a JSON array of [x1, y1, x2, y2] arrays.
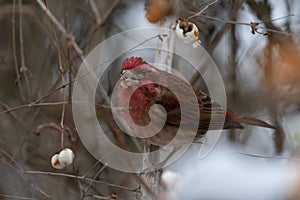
[[116, 56, 276, 146]]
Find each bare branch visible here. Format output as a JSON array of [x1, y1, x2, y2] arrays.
[[198, 13, 300, 37], [12, 0, 26, 102], [88, 0, 101, 25], [0, 194, 36, 200], [187, 0, 218, 20], [18, 0, 31, 99], [35, 0, 83, 58]]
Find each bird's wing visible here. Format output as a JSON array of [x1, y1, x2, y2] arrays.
[[143, 68, 242, 130], [195, 90, 244, 130]]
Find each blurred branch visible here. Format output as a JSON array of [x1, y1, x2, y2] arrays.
[[83, 164, 107, 196], [18, 0, 31, 99], [138, 143, 160, 200], [245, 0, 278, 30], [0, 149, 55, 199], [96, 0, 120, 26], [228, 1, 241, 141], [43, 0, 67, 149], [0, 194, 35, 200], [187, 0, 219, 20], [12, 0, 26, 102], [88, 0, 101, 25], [23, 170, 137, 192], [85, 194, 116, 199], [0, 101, 69, 115], [35, 0, 84, 59], [0, 100, 27, 129], [138, 20, 176, 200], [82, 0, 120, 49], [0, 148, 137, 192], [197, 13, 300, 37], [0, 34, 166, 113], [33, 122, 69, 136]]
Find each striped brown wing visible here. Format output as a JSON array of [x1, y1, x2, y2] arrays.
[[195, 90, 243, 130], [144, 67, 243, 131]]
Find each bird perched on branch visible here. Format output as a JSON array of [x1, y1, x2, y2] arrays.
[[117, 57, 276, 146]]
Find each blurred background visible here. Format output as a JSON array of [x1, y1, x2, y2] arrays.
[[0, 0, 300, 199]]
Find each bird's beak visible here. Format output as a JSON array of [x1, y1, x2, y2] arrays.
[[120, 70, 125, 76]]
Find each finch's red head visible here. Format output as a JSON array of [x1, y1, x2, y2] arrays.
[[121, 57, 146, 71]]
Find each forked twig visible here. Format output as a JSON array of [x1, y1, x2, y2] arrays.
[[187, 0, 218, 20]]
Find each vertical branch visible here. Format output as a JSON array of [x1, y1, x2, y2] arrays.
[[139, 18, 176, 200], [88, 0, 101, 25], [64, 15, 73, 103], [154, 19, 175, 72], [44, 0, 66, 148], [245, 0, 285, 153], [228, 16, 238, 141], [12, 0, 26, 102], [35, 0, 84, 60], [59, 68, 66, 149], [67, 47, 72, 103], [138, 143, 161, 200], [18, 0, 31, 99], [225, 1, 243, 142]]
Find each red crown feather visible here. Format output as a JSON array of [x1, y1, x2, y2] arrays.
[[121, 57, 146, 71]]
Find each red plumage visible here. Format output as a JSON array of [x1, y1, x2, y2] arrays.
[[117, 57, 276, 146]]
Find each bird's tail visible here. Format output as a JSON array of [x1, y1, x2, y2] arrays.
[[233, 116, 276, 129]]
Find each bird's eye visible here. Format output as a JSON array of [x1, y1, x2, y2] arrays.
[[120, 70, 126, 76]]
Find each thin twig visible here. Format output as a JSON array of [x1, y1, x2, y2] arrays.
[[76, 178, 85, 199], [263, 14, 295, 24], [0, 99, 126, 116], [0, 153, 20, 171], [85, 194, 112, 200], [0, 149, 137, 192], [0, 194, 36, 200], [0, 100, 28, 128], [64, 14, 73, 103], [12, 0, 26, 102], [18, 0, 31, 99], [98, 0, 120, 25], [198, 13, 300, 37], [44, 0, 66, 149], [83, 160, 103, 178], [35, 0, 67, 35], [0, 34, 166, 116], [193, 141, 298, 160], [35, 0, 84, 58], [36, 0, 114, 113], [0, 101, 70, 115], [23, 170, 137, 191], [0, 150, 55, 199], [84, 164, 107, 194], [88, 0, 101, 25], [82, 0, 120, 53], [187, 0, 218, 20], [33, 122, 69, 136], [37, 34, 166, 104]]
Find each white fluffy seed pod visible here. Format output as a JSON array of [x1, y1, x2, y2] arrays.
[[51, 154, 65, 169], [175, 20, 201, 48], [161, 170, 181, 190], [58, 148, 74, 167]]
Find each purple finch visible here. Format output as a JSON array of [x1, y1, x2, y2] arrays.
[[117, 57, 276, 146]]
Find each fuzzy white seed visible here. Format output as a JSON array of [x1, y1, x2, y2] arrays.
[[175, 23, 187, 40], [175, 20, 201, 48], [58, 148, 74, 167], [51, 154, 65, 169], [161, 170, 181, 190]]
